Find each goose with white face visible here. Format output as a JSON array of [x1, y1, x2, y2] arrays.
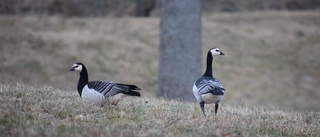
[[192, 47, 225, 116], [69, 62, 141, 106]]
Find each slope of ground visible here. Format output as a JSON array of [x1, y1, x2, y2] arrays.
[[0, 11, 320, 111], [0, 84, 319, 136]]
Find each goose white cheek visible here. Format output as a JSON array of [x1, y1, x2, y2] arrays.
[[73, 65, 82, 72]]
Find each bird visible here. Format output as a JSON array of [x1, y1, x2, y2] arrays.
[[69, 62, 141, 106], [192, 48, 225, 116]]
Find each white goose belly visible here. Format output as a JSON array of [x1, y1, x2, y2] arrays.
[[81, 86, 106, 106], [81, 86, 127, 105], [201, 93, 223, 104]]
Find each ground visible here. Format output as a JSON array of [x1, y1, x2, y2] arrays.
[[0, 84, 319, 136]]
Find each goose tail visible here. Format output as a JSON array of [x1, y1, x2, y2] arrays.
[[124, 91, 141, 97], [116, 83, 141, 90]]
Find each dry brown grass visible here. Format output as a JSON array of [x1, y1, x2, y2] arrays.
[[0, 11, 320, 112], [0, 84, 319, 136]]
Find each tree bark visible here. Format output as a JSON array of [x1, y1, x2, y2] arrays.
[[157, 0, 201, 101]]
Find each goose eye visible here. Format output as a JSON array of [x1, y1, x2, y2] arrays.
[[74, 66, 78, 68], [215, 50, 219, 52]]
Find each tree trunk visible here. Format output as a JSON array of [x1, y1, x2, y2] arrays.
[[157, 0, 201, 101]]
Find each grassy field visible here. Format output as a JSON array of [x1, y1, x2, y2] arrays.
[[1, 11, 320, 111], [0, 84, 319, 137], [0, 10, 320, 136]]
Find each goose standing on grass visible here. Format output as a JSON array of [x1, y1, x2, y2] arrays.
[[193, 48, 225, 116], [69, 62, 141, 106]]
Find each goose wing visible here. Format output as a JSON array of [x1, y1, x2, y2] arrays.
[[195, 77, 224, 95], [87, 81, 140, 97]]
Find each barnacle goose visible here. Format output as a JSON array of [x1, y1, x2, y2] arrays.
[[69, 62, 141, 106], [193, 48, 225, 116]]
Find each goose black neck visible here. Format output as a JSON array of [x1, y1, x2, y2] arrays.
[[202, 51, 213, 77], [77, 66, 88, 97]]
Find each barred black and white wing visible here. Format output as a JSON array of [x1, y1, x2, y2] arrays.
[[194, 77, 225, 95], [87, 81, 141, 97]]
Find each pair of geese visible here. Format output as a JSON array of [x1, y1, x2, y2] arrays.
[[69, 48, 225, 116]]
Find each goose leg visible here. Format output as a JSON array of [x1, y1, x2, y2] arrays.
[[215, 104, 219, 114], [200, 101, 206, 116]]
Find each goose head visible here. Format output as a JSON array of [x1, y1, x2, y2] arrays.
[[69, 63, 84, 73], [210, 48, 225, 57]]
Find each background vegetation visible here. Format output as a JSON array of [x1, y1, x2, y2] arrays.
[[1, 0, 320, 17]]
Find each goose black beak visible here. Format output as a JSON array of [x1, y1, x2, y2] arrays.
[[69, 67, 75, 71], [220, 51, 225, 55]]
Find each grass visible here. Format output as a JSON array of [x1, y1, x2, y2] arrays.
[[0, 83, 319, 137]]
